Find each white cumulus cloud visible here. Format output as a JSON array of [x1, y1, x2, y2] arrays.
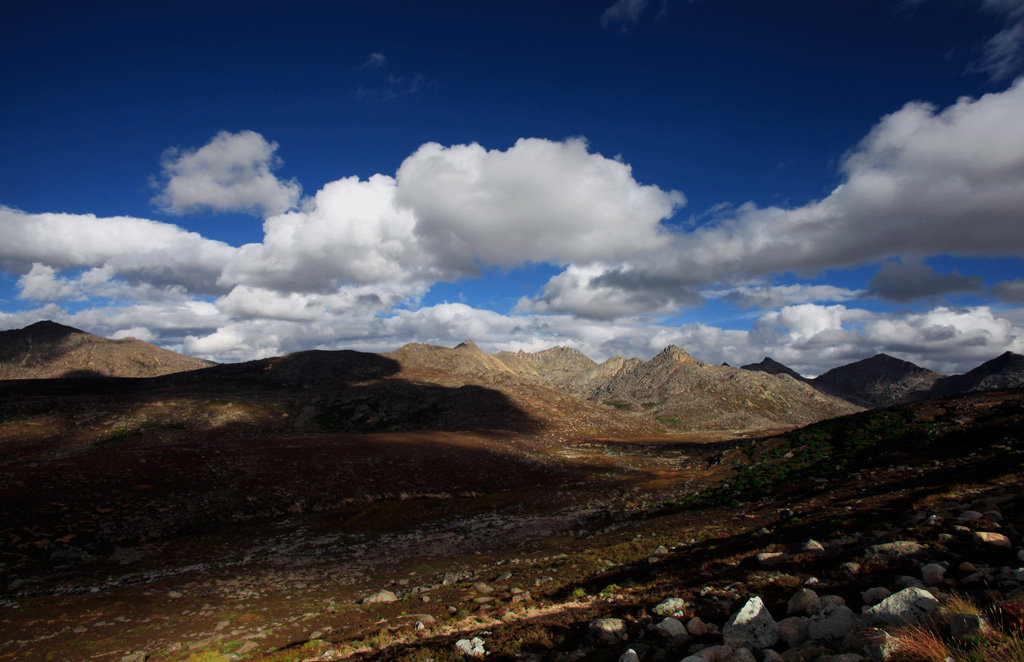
[[396, 137, 684, 271], [153, 130, 301, 218]]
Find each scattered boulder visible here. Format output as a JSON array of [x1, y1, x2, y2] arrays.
[[618, 649, 641, 662], [363, 589, 399, 604], [789, 539, 826, 555], [756, 552, 786, 567], [865, 541, 925, 562], [807, 605, 858, 643], [589, 617, 628, 644], [950, 613, 989, 640], [686, 616, 710, 636], [778, 616, 809, 648], [861, 587, 939, 626], [861, 587, 890, 605], [722, 596, 779, 649], [455, 637, 486, 658], [655, 617, 688, 637], [684, 645, 735, 662], [652, 597, 687, 617], [973, 531, 1011, 548], [920, 563, 946, 586], [820, 595, 846, 608], [787, 588, 821, 616]]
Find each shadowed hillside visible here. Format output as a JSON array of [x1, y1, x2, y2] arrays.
[[0, 320, 214, 379]]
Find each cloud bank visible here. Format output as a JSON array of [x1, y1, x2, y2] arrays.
[[3, 81, 1024, 375]]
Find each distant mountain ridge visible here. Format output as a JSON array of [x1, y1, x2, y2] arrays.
[[810, 353, 944, 409], [740, 357, 806, 382], [0, 321, 214, 380], [931, 351, 1024, 397], [390, 341, 859, 433], [740, 351, 1024, 409], [4, 321, 1022, 430]]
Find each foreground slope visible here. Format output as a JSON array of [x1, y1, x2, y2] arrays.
[[2, 369, 1021, 661], [0, 320, 214, 379]]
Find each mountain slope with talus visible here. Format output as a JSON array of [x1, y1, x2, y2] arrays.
[[388, 341, 861, 434], [562, 346, 861, 432]]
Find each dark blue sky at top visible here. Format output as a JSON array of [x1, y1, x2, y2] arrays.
[[1, 0, 1005, 248]]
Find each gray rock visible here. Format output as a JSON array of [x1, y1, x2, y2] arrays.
[[689, 645, 735, 662], [865, 541, 925, 562], [820, 595, 846, 608], [789, 539, 826, 555], [861, 587, 890, 605], [983, 510, 1003, 522], [652, 597, 687, 617], [656, 617, 688, 638], [589, 617, 628, 644], [363, 589, 399, 604], [808, 605, 858, 643], [921, 563, 946, 586], [959, 510, 984, 521], [862, 628, 898, 662], [756, 552, 786, 567], [120, 654, 146, 662], [861, 587, 939, 626], [686, 616, 710, 636], [974, 531, 1012, 548], [618, 649, 640, 662], [730, 648, 757, 662], [763, 650, 785, 662], [816, 655, 865, 662], [950, 613, 989, 640], [778, 616, 809, 648], [787, 588, 821, 616], [723, 596, 779, 649], [455, 637, 486, 658], [896, 575, 925, 589]]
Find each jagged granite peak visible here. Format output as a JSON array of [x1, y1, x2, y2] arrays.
[[741, 357, 805, 381], [512, 345, 596, 370], [0, 320, 214, 380], [931, 351, 1024, 396], [811, 353, 943, 409], [654, 345, 698, 364], [568, 348, 859, 431]]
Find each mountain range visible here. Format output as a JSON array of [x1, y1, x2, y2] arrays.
[[1, 321, 1022, 431], [3, 321, 1024, 661], [743, 350, 1024, 409]]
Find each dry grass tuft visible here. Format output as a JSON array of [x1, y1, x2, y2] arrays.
[[889, 621, 952, 661]]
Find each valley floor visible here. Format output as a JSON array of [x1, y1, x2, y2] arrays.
[[1, 391, 1023, 662]]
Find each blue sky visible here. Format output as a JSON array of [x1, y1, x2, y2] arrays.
[[2, 0, 1024, 375]]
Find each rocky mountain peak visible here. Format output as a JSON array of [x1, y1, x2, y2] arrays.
[[0, 320, 214, 379], [811, 353, 943, 409], [654, 345, 695, 364], [741, 357, 805, 381]]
